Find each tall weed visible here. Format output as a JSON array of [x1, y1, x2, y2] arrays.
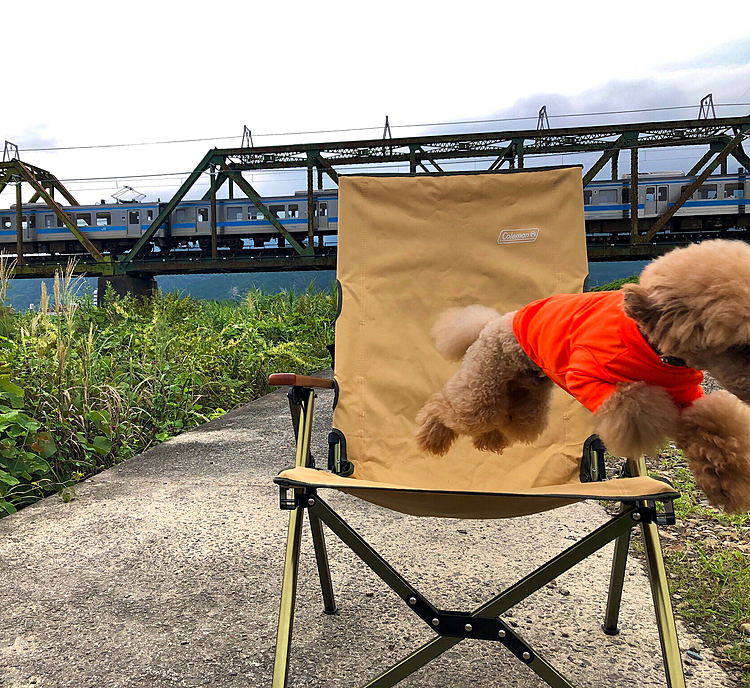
[[0, 277, 334, 515]]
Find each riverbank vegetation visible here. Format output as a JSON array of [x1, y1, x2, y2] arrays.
[[0, 260, 334, 516]]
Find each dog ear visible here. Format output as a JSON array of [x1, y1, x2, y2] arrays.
[[622, 283, 662, 332]]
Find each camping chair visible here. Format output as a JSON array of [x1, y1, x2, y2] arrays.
[[269, 168, 685, 687]]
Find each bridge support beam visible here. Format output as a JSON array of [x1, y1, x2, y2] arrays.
[[640, 125, 750, 244], [98, 275, 157, 303]]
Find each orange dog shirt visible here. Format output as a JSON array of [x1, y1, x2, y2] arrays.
[[512, 289, 704, 413]]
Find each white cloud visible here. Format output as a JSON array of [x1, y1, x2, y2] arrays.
[[1, 2, 749, 204]]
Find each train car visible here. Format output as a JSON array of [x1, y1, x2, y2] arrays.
[[166, 190, 337, 252], [0, 171, 746, 257], [583, 171, 747, 221], [0, 202, 163, 255], [0, 189, 338, 257]]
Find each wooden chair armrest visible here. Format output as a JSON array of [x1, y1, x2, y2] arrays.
[[268, 373, 334, 389]]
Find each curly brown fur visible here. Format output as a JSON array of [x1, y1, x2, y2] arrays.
[[692, 348, 750, 406], [675, 391, 750, 514], [432, 305, 501, 361], [623, 240, 750, 359], [414, 392, 458, 456], [473, 428, 512, 453], [415, 311, 552, 454], [594, 382, 678, 458]]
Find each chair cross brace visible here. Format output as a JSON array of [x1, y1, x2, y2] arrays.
[[283, 492, 653, 688]]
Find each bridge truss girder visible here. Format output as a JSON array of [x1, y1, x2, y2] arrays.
[[0, 159, 105, 264], [7, 115, 749, 274], [122, 115, 750, 263]]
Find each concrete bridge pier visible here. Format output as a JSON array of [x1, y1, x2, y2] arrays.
[[97, 275, 157, 303]]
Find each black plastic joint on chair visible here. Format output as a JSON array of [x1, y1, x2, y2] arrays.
[[648, 497, 677, 526], [628, 505, 664, 525], [580, 435, 606, 483], [327, 430, 354, 477], [279, 486, 315, 511]]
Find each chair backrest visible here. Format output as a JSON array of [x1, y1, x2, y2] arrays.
[[332, 168, 593, 492]]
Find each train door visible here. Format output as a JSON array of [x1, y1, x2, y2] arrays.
[[196, 206, 210, 235], [645, 186, 668, 216], [656, 186, 669, 214], [314, 201, 329, 230], [127, 209, 141, 237], [21, 214, 36, 242]]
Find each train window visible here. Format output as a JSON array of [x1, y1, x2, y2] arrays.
[[45, 215, 54, 228], [317, 202, 328, 217], [129, 210, 140, 224], [248, 208, 259, 220], [227, 206, 243, 221], [726, 183, 745, 199], [288, 204, 299, 218], [197, 208, 209, 222], [583, 190, 592, 205], [645, 187, 656, 202], [697, 184, 717, 200], [175, 209, 186, 223], [622, 188, 630, 204], [76, 214, 91, 227], [147, 210, 154, 221], [658, 187, 668, 202], [598, 189, 618, 204], [270, 205, 285, 219], [96, 212, 111, 226]]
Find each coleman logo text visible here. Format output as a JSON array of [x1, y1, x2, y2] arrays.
[[497, 229, 539, 244]]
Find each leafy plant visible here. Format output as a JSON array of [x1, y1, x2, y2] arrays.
[[0, 275, 335, 516]]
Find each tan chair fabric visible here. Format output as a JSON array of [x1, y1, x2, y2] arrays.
[[277, 168, 678, 517]]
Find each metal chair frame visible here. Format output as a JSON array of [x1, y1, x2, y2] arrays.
[[271, 385, 686, 688]]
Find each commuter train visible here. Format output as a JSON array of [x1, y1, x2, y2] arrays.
[[0, 190, 339, 256], [0, 171, 747, 257], [584, 171, 747, 221]]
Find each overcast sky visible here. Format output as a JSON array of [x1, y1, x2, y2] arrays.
[[2, 1, 750, 206]]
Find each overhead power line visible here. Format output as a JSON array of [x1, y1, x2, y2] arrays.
[[17, 102, 750, 153]]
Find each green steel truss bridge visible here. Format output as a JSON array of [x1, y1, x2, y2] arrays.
[[1, 112, 749, 290]]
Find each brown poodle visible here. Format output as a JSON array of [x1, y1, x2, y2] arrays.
[[415, 239, 750, 514]]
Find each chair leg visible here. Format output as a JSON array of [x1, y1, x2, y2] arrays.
[[640, 518, 686, 688], [309, 510, 337, 613], [627, 456, 686, 688], [273, 505, 305, 688], [602, 504, 632, 635]]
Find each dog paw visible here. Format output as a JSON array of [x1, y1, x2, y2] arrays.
[[472, 429, 510, 453], [415, 413, 457, 456], [677, 391, 750, 514]]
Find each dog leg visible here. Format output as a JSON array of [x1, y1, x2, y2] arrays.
[[675, 391, 750, 514], [503, 373, 555, 443], [472, 428, 511, 453], [594, 382, 678, 458], [416, 312, 529, 455], [415, 392, 458, 455]]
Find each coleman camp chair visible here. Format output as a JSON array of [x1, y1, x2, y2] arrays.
[[269, 168, 685, 687]]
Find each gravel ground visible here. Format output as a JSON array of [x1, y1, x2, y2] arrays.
[[0, 372, 738, 687]]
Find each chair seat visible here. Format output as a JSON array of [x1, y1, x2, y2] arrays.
[[275, 466, 678, 519]]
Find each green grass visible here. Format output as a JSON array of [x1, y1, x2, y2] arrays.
[[0, 262, 335, 515], [654, 449, 750, 684], [590, 274, 640, 291]]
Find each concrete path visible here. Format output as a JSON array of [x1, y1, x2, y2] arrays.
[[0, 374, 737, 687]]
